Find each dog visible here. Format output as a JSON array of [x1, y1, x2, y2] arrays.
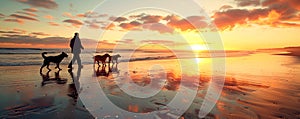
[[40, 52, 68, 72], [109, 54, 121, 64], [94, 53, 110, 67]]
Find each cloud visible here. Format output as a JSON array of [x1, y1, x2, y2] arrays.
[[138, 15, 163, 23], [23, 8, 38, 12], [84, 20, 106, 29], [0, 13, 5, 18], [10, 14, 39, 21], [13, 28, 27, 34], [213, 9, 250, 30], [0, 29, 48, 38], [219, 5, 233, 11], [143, 23, 174, 33], [119, 21, 142, 30], [129, 13, 147, 19], [62, 12, 75, 18], [0, 30, 21, 34], [234, 0, 260, 7], [0, 34, 100, 48], [108, 14, 209, 32], [86, 22, 100, 29], [63, 19, 83, 27], [109, 16, 128, 22], [1, 36, 71, 48], [30, 32, 50, 36], [103, 23, 115, 30], [48, 22, 59, 26], [77, 11, 108, 18], [0, 29, 26, 35], [140, 39, 175, 45], [0, 35, 68, 45], [212, 0, 300, 30], [4, 19, 24, 24], [163, 15, 180, 22], [44, 15, 54, 20], [167, 16, 208, 31], [16, 11, 37, 17], [16, 0, 58, 9], [115, 39, 134, 44]]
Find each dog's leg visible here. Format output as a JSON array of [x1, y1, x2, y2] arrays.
[[57, 63, 62, 70], [103, 61, 106, 67], [40, 63, 46, 72], [46, 64, 51, 71], [97, 61, 100, 67]]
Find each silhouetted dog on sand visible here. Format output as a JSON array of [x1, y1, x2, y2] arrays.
[[110, 54, 121, 64], [94, 53, 110, 67], [40, 52, 68, 72]]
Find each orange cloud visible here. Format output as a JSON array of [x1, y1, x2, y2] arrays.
[[10, 14, 39, 21], [87, 23, 100, 29], [77, 11, 108, 18], [63, 19, 83, 27], [62, 12, 75, 18], [23, 8, 38, 12], [213, 9, 250, 30], [44, 15, 54, 20], [167, 16, 208, 31], [48, 22, 59, 26], [4, 19, 24, 24], [138, 15, 163, 23], [13, 28, 27, 34], [29, 32, 50, 36], [219, 5, 233, 11], [109, 16, 128, 22], [0, 13, 4, 18], [213, 0, 300, 30], [119, 21, 142, 30], [143, 23, 174, 33], [16, 11, 37, 17], [140, 39, 174, 45], [235, 0, 260, 7], [103, 23, 115, 30], [16, 0, 58, 9]]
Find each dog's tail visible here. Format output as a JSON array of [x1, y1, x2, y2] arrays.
[[42, 52, 47, 59]]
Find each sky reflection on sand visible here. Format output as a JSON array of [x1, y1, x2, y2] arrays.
[[0, 53, 299, 118]]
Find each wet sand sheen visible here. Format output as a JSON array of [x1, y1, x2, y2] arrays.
[[0, 54, 300, 118]]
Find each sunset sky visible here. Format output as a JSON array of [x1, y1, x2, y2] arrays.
[[0, 0, 299, 50]]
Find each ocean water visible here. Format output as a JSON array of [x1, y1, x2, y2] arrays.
[[0, 48, 224, 66], [0, 48, 171, 66]]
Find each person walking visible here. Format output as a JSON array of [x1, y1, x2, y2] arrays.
[[68, 32, 84, 69]]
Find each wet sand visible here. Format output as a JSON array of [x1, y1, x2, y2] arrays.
[[0, 55, 300, 118]]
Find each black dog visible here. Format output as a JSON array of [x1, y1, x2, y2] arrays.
[[40, 52, 68, 72]]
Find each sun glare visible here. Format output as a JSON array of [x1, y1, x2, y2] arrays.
[[191, 44, 206, 52]]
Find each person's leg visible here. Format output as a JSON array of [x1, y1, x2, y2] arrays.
[[68, 53, 76, 68], [76, 54, 82, 68]]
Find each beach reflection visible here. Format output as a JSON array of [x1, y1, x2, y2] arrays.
[[40, 70, 67, 86], [1, 52, 299, 118], [94, 65, 110, 77]]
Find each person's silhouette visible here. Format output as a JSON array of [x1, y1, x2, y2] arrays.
[[68, 32, 84, 69]]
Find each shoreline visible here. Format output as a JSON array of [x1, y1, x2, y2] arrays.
[[0, 56, 300, 118]]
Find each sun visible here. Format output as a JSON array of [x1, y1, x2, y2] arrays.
[[191, 44, 207, 52]]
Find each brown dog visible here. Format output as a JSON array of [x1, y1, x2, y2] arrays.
[[40, 52, 68, 72], [94, 53, 110, 67]]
